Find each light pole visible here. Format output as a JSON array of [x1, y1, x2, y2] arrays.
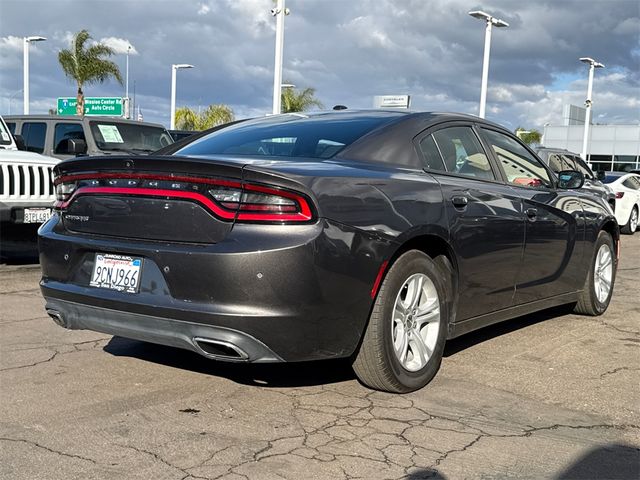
[[579, 57, 604, 163], [125, 45, 131, 118], [271, 0, 290, 114], [23, 35, 46, 115], [468, 11, 508, 118], [170, 64, 194, 130]]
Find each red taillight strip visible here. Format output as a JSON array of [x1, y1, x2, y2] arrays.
[[370, 260, 389, 299], [58, 187, 237, 220], [58, 186, 313, 222]]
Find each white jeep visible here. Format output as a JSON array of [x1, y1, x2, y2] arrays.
[[1, 116, 59, 259]]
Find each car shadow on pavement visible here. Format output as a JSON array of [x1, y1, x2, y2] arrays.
[[555, 443, 640, 480], [103, 304, 575, 388], [104, 336, 357, 388], [443, 304, 575, 357]]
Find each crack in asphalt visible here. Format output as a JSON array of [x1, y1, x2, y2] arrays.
[[588, 317, 640, 336], [0, 339, 106, 372], [155, 385, 639, 480], [0, 315, 49, 325], [600, 366, 640, 378], [0, 437, 98, 465], [116, 443, 212, 480], [0, 351, 59, 372]]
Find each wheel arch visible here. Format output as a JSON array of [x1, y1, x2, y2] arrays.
[[385, 233, 459, 333], [600, 218, 620, 259]]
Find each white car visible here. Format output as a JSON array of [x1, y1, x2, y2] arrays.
[[603, 172, 640, 235]]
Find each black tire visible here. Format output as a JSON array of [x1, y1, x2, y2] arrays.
[[574, 231, 616, 316], [620, 206, 638, 235], [352, 250, 451, 393]]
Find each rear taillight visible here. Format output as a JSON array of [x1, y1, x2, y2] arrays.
[[54, 181, 78, 205], [615, 192, 625, 199], [53, 173, 314, 223]]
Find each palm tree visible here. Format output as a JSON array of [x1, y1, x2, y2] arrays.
[[281, 83, 323, 113], [175, 105, 235, 130], [515, 127, 542, 146], [58, 30, 123, 116]]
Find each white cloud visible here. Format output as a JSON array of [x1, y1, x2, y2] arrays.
[[99, 37, 138, 55], [197, 3, 210, 15]]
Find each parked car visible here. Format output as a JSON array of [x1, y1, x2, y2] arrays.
[[168, 129, 197, 142], [39, 111, 618, 393], [4, 115, 174, 160], [1, 116, 59, 260], [602, 172, 640, 234], [535, 147, 616, 211]]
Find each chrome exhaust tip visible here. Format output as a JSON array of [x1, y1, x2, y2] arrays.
[[47, 309, 66, 328], [193, 337, 249, 361]]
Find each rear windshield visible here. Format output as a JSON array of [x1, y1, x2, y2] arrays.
[[603, 174, 623, 184], [176, 114, 398, 159], [89, 121, 174, 154]]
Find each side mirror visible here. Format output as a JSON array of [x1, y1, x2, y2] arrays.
[[596, 170, 606, 181], [557, 170, 585, 189], [13, 134, 26, 151], [67, 138, 87, 155]]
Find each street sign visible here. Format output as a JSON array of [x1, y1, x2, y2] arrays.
[[57, 97, 124, 116], [373, 95, 411, 109]]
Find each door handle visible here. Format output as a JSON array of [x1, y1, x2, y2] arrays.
[[452, 196, 468, 208], [526, 208, 537, 220]]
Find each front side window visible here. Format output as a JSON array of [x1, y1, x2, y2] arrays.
[[571, 156, 594, 178], [54, 123, 86, 154], [431, 126, 495, 180], [482, 128, 552, 188], [21, 122, 47, 154]]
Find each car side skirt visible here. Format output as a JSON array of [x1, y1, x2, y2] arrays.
[[448, 291, 579, 339]]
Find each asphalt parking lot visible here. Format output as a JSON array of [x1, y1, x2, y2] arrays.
[[1, 236, 638, 480]]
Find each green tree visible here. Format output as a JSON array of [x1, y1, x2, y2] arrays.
[[515, 127, 542, 146], [175, 104, 235, 130], [58, 30, 123, 116], [281, 83, 323, 113]]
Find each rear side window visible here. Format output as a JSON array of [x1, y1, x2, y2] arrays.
[[418, 135, 447, 171], [431, 127, 495, 180], [21, 122, 47, 153], [6, 122, 16, 134], [482, 128, 552, 188], [622, 177, 640, 190], [54, 123, 86, 154], [177, 115, 396, 159]]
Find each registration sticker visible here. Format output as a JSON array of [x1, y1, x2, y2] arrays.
[[90, 254, 143, 293]]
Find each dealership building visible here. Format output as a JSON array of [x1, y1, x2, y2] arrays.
[[541, 105, 640, 172]]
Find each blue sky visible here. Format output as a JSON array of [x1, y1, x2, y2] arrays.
[[1, 0, 638, 130]]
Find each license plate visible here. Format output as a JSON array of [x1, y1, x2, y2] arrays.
[[24, 208, 52, 224], [90, 254, 143, 293]]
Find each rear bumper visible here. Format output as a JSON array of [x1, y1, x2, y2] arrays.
[[39, 214, 392, 362], [44, 297, 283, 362], [0, 201, 54, 223]]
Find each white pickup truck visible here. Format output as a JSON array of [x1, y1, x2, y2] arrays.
[[1, 115, 59, 258]]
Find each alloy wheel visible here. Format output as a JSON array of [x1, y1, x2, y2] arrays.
[[593, 244, 613, 303], [391, 273, 441, 372]]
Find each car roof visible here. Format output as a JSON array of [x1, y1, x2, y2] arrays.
[[3, 114, 165, 129]]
